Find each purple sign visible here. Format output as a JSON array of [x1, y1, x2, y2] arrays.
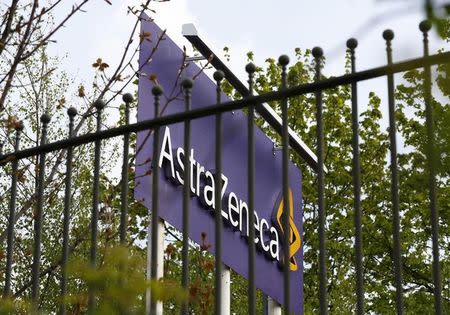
[[135, 15, 303, 314]]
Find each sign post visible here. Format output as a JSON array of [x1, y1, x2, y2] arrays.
[[268, 297, 282, 315], [146, 217, 164, 314], [221, 265, 231, 315]]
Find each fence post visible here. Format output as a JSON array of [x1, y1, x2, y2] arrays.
[[149, 85, 164, 315], [3, 122, 23, 297], [214, 71, 224, 315], [88, 99, 105, 313], [181, 78, 193, 315], [278, 54, 291, 315], [347, 37, 365, 315], [120, 93, 133, 243], [60, 107, 77, 315], [246, 62, 257, 315], [31, 113, 51, 309], [312, 46, 328, 315], [419, 20, 443, 315], [383, 29, 404, 315]]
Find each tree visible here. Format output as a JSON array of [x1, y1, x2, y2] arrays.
[[217, 44, 449, 313], [0, 1, 178, 313], [247, 49, 449, 313]]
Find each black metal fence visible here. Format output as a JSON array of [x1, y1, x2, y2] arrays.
[[0, 21, 447, 314]]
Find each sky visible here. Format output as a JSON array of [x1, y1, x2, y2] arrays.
[[50, 0, 450, 131], [52, 0, 449, 76]]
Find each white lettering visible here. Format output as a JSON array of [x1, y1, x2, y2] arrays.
[[189, 149, 196, 194], [228, 192, 239, 228], [196, 162, 205, 197], [157, 126, 287, 266], [203, 171, 215, 208], [175, 147, 185, 184], [228, 193, 239, 228], [239, 200, 249, 237], [270, 227, 280, 261], [158, 127, 174, 179], [221, 174, 228, 202], [254, 211, 260, 244], [260, 219, 270, 252]]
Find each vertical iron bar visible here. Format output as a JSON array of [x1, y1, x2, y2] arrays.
[[31, 114, 51, 307], [88, 99, 105, 313], [3, 122, 23, 297], [419, 20, 443, 315], [279, 54, 290, 315], [214, 71, 224, 315], [120, 94, 133, 243], [181, 79, 193, 315], [150, 85, 163, 314], [383, 29, 404, 315], [246, 63, 256, 315], [347, 38, 364, 315], [60, 108, 77, 315], [312, 46, 328, 315]]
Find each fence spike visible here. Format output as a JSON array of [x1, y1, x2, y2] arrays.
[[150, 85, 163, 315], [3, 122, 23, 297], [88, 100, 104, 312], [278, 53, 292, 315], [31, 114, 51, 308], [420, 19, 443, 315], [312, 46, 328, 315], [246, 62, 257, 315], [181, 78, 193, 315], [212, 71, 225, 315], [60, 107, 77, 315], [347, 37, 365, 315], [120, 94, 133, 244], [383, 28, 405, 315]]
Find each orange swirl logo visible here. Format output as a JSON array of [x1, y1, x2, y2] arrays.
[[273, 189, 301, 271]]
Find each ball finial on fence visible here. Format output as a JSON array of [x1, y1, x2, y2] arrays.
[[122, 93, 134, 104], [94, 99, 106, 110], [213, 70, 225, 82], [346, 38, 358, 50], [278, 55, 290, 66], [382, 29, 394, 41], [419, 20, 432, 33], [67, 107, 78, 117], [181, 78, 194, 90], [245, 63, 256, 74], [152, 85, 163, 96], [312, 47, 324, 58], [40, 113, 51, 124], [15, 121, 24, 131]]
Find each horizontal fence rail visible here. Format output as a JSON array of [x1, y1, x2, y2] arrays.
[[1, 50, 449, 165], [0, 23, 447, 315]]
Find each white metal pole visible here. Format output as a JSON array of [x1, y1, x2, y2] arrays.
[[221, 264, 231, 315], [146, 217, 165, 315], [267, 297, 282, 315]]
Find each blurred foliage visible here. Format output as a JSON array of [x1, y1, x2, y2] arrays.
[[64, 246, 187, 314], [426, 1, 450, 39], [0, 246, 187, 315]]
